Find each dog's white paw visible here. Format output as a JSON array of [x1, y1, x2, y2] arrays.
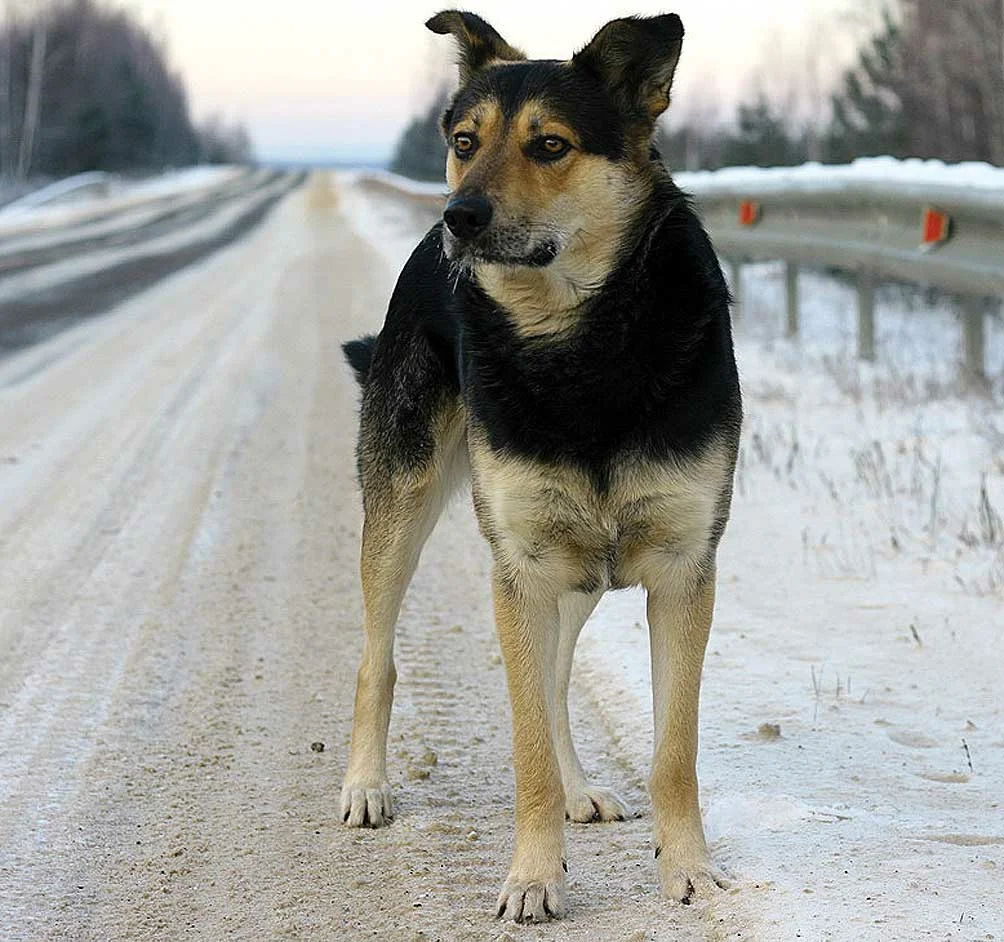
[[565, 784, 631, 823], [656, 845, 730, 904], [340, 778, 394, 828], [496, 868, 567, 923]]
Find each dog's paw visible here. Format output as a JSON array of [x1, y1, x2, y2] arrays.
[[655, 846, 730, 904], [496, 870, 567, 923], [565, 784, 631, 823], [340, 779, 394, 828]]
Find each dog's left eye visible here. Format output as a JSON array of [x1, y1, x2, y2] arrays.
[[453, 133, 478, 159], [529, 136, 571, 162]]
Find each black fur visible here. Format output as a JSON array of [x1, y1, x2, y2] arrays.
[[446, 61, 628, 160], [350, 228, 461, 486], [342, 335, 377, 384], [345, 175, 740, 494], [345, 13, 740, 505], [459, 178, 740, 491], [572, 15, 684, 125], [425, 11, 525, 84]]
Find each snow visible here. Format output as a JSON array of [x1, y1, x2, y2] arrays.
[[0, 170, 287, 305], [573, 264, 1004, 940], [0, 165, 244, 238], [345, 167, 449, 197], [2, 172, 113, 211], [113, 165, 243, 202], [675, 156, 1004, 199], [335, 173, 1004, 941], [350, 169, 447, 198]]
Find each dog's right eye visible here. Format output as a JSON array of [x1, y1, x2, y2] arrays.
[[452, 133, 478, 159]]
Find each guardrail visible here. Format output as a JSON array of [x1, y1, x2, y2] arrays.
[[689, 161, 1004, 384], [359, 160, 1004, 383], [1, 171, 113, 212]]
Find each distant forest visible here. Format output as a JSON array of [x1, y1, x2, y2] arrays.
[[392, 0, 1004, 180], [0, 0, 251, 182]]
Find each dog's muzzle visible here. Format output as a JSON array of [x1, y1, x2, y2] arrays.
[[443, 196, 493, 241]]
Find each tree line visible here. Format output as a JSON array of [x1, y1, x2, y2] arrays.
[[391, 0, 1004, 179], [0, 0, 252, 183]]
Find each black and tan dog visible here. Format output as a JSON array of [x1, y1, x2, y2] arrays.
[[341, 10, 742, 924]]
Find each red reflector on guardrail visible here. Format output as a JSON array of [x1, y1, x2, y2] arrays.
[[921, 207, 951, 246], [738, 200, 760, 226]]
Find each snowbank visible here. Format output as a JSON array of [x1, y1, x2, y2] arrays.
[[676, 156, 1004, 197], [0, 165, 245, 237]]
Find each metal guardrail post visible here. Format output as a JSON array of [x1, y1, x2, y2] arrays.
[[857, 270, 876, 362], [961, 297, 987, 387], [785, 262, 799, 338], [728, 259, 742, 321]]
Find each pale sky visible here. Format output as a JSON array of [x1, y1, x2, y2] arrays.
[[128, 0, 877, 164]]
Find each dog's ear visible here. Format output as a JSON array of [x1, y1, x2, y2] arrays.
[[573, 15, 684, 123], [426, 11, 526, 84]]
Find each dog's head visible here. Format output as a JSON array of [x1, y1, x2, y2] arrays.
[[428, 11, 683, 288]]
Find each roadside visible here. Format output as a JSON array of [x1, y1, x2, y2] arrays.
[[1, 174, 710, 941], [338, 174, 1004, 942]]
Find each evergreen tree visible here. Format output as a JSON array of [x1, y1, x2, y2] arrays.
[[721, 93, 807, 167], [826, 11, 909, 162], [389, 89, 449, 182], [1, 0, 247, 179]]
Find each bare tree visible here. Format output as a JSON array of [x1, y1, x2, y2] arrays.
[[896, 0, 1004, 163], [14, 16, 45, 180], [0, 18, 12, 179], [0, 0, 218, 178]]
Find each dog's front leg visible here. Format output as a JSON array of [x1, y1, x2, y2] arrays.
[[493, 570, 567, 923], [647, 570, 730, 902], [555, 591, 631, 823]]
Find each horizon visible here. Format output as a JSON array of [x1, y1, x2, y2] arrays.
[[124, 1, 875, 165]]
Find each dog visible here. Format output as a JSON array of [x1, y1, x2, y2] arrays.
[[340, 10, 742, 924]]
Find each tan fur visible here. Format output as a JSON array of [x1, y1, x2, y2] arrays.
[[554, 589, 630, 822], [345, 15, 731, 922], [468, 426, 733, 594], [466, 425, 733, 912], [492, 571, 568, 919], [340, 404, 467, 827], [447, 99, 653, 338], [647, 575, 729, 899]]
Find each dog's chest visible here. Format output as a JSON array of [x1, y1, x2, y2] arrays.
[[470, 439, 732, 592]]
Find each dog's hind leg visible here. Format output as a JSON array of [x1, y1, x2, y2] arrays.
[[555, 591, 632, 823], [341, 403, 465, 829], [646, 570, 730, 901]]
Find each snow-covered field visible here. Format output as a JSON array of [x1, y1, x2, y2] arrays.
[[340, 174, 1004, 941], [580, 266, 1004, 941]]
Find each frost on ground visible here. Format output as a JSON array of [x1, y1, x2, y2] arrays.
[[340, 176, 1004, 941], [578, 264, 1004, 941]]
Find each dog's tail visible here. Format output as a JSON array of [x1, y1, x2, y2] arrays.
[[342, 335, 377, 386]]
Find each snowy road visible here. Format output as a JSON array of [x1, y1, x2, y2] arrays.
[[1, 173, 1001, 941], [0, 168, 305, 355]]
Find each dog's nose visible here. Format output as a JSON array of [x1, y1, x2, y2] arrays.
[[443, 196, 493, 240]]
